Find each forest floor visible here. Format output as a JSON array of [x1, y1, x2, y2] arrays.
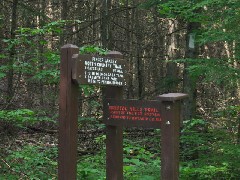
[[0, 125, 161, 179], [1, 123, 240, 179]]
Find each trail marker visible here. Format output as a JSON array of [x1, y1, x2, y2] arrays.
[[59, 44, 187, 180]]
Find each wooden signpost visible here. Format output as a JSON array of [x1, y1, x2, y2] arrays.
[[59, 44, 187, 180]]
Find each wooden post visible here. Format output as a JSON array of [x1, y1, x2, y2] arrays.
[[103, 51, 124, 180], [58, 44, 79, 180], [157, 93, 188, 180]]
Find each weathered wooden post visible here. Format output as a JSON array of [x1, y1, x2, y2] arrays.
[[58, 44, 79, 180], [103, 51, 124, 180], [157, 93, 188, 180], [64, 46, 126, 180]]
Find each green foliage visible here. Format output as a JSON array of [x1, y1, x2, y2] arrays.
[[2, 20, 83, 85], [81, 84, 97, 97], [0, 145, 57, 179], [180, 118, 240, 179], [214, 105, 240, 120], [174, 58, 240, 88], [139, 0, 161, 9], [80, 45, 108, 55], [78, 136, 161, 179], [142, 0, 240, 89], [1, 123, 239, 179], [180, 142, 240, 179], [1, 19, 109, 129], [181, 119, 210, 161], [30, 51, 60, 84], [181, 163, 231, 180], [0, 109, 55, 129], [0, 64, 8, 79], [1, 21, 64, 85], [123, 140, 160, 179], [213, 105, 240, 142], [77, 152, 105, 180], [1, 19, 108, 86], [0, 109, 36, 128], [17, 20, 64, 36]]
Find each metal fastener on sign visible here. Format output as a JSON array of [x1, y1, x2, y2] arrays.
[[166, 121, 170, 125], [166, 105, 171, 110], [79, 75, 81, 78]]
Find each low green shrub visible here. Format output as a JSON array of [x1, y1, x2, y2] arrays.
[[0, 109, 55, 130], [0, 145, 57, 179]]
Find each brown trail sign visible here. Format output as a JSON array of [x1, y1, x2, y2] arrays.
[[59, 44, 188, 180], [72, 54, 127, 86], [103, 99, 162, 128]]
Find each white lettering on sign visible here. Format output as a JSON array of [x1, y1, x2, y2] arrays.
[[84, 57, 126, 86]]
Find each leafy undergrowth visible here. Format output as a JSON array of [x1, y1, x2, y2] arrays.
[[0, 119, 240, 179]]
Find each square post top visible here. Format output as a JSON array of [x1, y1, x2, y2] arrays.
[[61, 44, 78, 49], [157, 93, 188, 102]]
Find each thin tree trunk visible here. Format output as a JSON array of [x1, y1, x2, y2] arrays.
[[152, 8, 164, 93], [166, 20, 180, 92], [183, 22, 200, 120], [237, 118, 240, 144], [7, 0, 18, 105], [38, 0, 46, 107], [60, 0, 68, 46], [101, 0, 112, 49], [133, 1, 144, 99], [0, 1, 3, 51], [92, 0, 97, 41], [233, 41, 240, 144], [125, 0, 134, 99]]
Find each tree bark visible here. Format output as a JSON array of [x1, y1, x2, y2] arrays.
[[133, 1, 144, 99], [166, 20, 181, 93], [38, 0, 46, 106], [7, 0, 18, 105], [237, 117, 240, 144], [183, 22, 200, 120], [125, 0, 134, 99], [101, 0, 112, 49], [60, 0, 68, 46], [152, 8, 164, 93]]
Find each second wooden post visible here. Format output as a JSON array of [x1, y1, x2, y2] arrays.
[[103, 51, 124, 180], [157, 93, 188, 180]]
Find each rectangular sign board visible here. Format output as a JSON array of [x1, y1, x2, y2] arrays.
[[72, 55, 127, 86], [103, 99, 162, 128]]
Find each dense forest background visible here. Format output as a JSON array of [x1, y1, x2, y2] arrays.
[[0, 0, 240, 179]]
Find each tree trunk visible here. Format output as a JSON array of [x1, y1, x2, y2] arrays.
[[166, 20, 180, 93], [152, 8, 164, 93], [125, 0, 134, 99], [7, 0, 18, 105], [60, 0, 68, 46], [183, 22, 200, 120], [237, 117, 240, 144], [0, 0, 3, 51], [101, 0, 112, 49], [133, 1, 144, 99], [38, 0, 46, 107]]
